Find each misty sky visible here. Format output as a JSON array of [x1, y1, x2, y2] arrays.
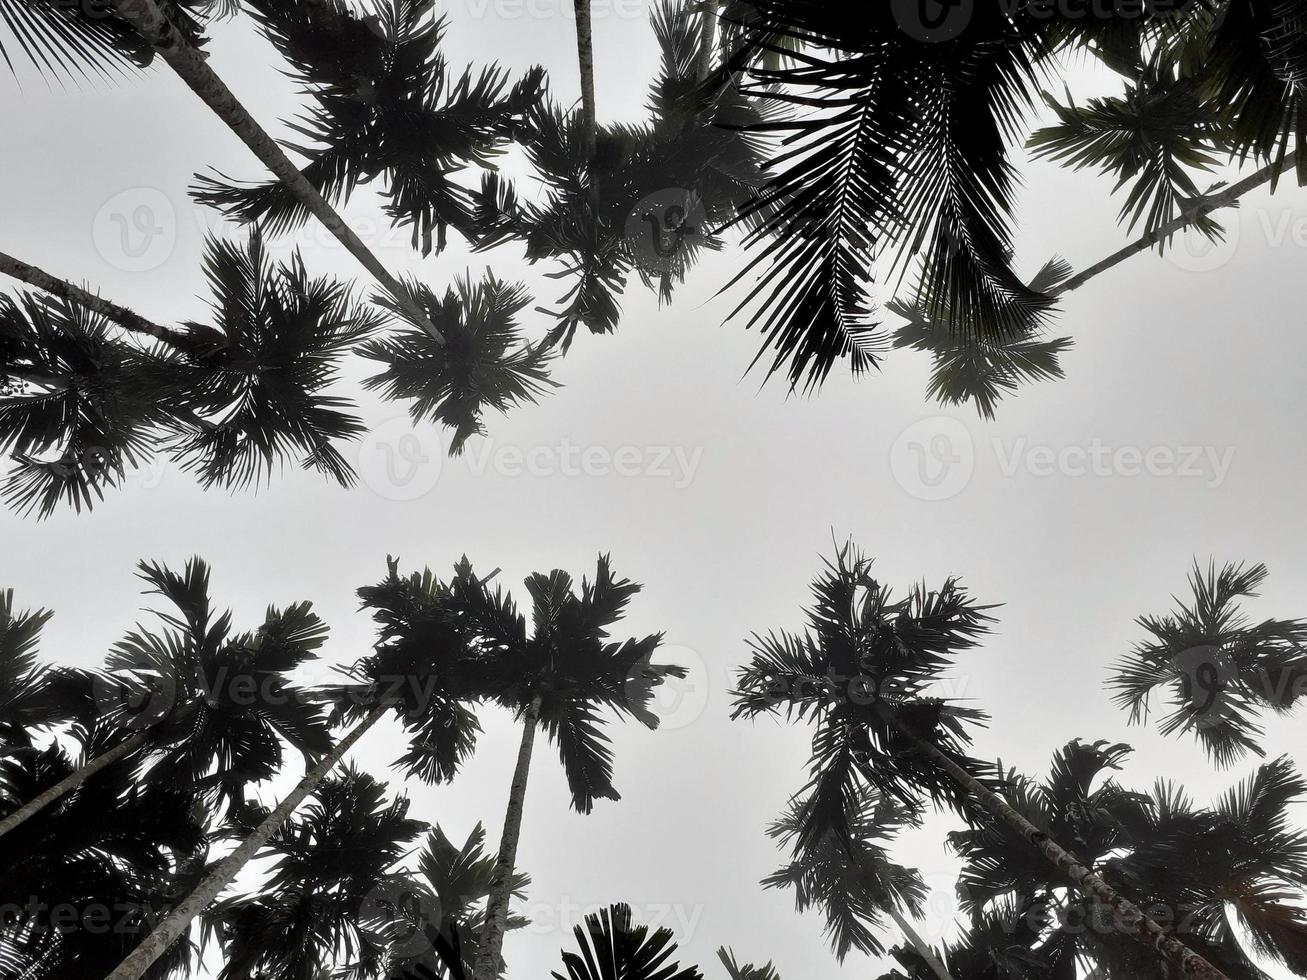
[[2, 2, 1307, 977]]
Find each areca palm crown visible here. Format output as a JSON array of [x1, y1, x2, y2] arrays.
[[207, 766, 428, 979], [98, 556, 333, 811], [949, 745, 1307, 979], [1111, 560, 1307, 766], [763, 784, 943, 973], [0, 590, 89, 751], [426, 554, 682, 978], [735, 544, 1237, 980], [0, 730, 210, 979]]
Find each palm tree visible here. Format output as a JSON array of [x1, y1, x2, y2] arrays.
[[0, 555, 331, 838], [733, 543, 1232, 980], [0, 589, 88, 752], [0, 723, 211, 978], [195, 0, 545, 258], [1111, 560, 1307, 766], [105, 554, 496, 980], [435, 555, 684, 980], [208, 765, 428, 978], [763, 786, 953, 980], [950, 745, 1307, 979], [553, 903, 703, 980]]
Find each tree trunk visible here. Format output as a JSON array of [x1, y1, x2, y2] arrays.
[[696, 1, 715, 80], [571, 0, 597, 162], [109, 0, 444, 343], [104, 704, 387, 980], [0, 731, 148, 839], [885, 904, 955, 980], [0, 250, 190, 350], [887, 718, 1230, 980], [1054, 152, 1300, 296], [474, 697, 542, 980]]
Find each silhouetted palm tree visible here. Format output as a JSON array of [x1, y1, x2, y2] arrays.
[[764, 786, 952, 980], [440, 556, 683, 979], [1111, 560, 1307, 766], [208, 766, 428, 978], [0, 556, 331, 839], [0, 725, 210, 978], [733, 543, 1233, 980], [553, 903, 703, 980], [951, 744, 1307, 979]]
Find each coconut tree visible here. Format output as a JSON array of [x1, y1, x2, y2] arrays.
[[435, 555, 684, 980], [733, 543, 1233, 980], [763, 786, 953, 980], [1111, 560, 1307, 766], [554, 903, 703, 980], [0, 555, 332, 839]]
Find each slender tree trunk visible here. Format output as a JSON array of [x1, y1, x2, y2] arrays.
[[887, 718, 1230, 980], [571, 0, 597, 162], [0, 731, 148, 839], [885, 904, 954, 980], [0, 251, 190, 350], [104, 704, 387, 980], [696, 1, 716, 80], [1054, 152, 1300, 296], [474, 697, 542, 980], [109, 0, 444, 343]]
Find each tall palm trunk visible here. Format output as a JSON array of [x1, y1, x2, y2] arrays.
[[696, 1, 715, 80], [886, 717, 1230, 980], [1055, 151, 1300, 296], [109, 0, 444, 343], [884, 904, 954, 980], [571, 0, 597, 162], [105, 704, 387, 980], [0, 731, 148, 839], [474, 697, 542, 980], [0, 250, 189, 349]]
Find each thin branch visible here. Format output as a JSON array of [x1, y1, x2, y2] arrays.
[[0, 249, 192, 350], [1054, 152, 1301, 296], [111, 0, 445, 344]]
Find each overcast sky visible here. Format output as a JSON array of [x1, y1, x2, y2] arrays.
[[2, 3, 1307, 978]]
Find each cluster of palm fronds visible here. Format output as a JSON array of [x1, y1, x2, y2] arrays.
[[733, 543, 1307, 980], [5, 0, 1306, 515], [0, 551, 688, 979]]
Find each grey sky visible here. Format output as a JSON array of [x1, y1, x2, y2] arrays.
[[2, 3, 1306, 977]]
